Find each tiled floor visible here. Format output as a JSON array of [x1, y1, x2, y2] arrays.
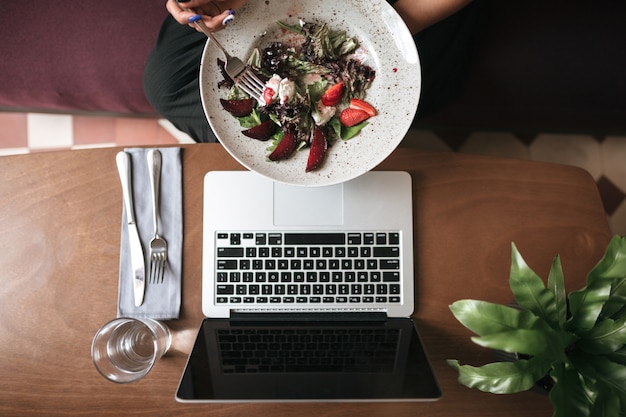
[[1, 111, 625, 236], [0, 112, 193, 156]]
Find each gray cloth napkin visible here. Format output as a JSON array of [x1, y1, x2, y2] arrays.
[[117, 147, 182, 319]]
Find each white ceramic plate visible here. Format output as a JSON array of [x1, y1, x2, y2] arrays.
[[200, 0, 420, 187]]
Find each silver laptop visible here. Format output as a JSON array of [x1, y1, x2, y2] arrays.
[[202, 170, 414, 318], [176, 171, 440, 402]]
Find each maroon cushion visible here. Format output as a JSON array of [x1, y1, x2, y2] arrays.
[[0, 1, 168, 114]]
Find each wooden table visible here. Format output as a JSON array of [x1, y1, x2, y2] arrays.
[[0, 144, 612, 416]]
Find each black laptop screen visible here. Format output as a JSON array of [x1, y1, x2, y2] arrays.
[[176, 317, 441, 402]]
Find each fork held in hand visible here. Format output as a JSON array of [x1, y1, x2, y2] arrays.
[[189, 15, 265, 102], [147, 149, 168, 284]]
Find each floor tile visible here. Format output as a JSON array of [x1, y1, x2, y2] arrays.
[[0, 147, 29, 156], [27, 113, 73, 150], [432, 130, 472, 151], [610, 201, 626, 237], [0, 112, 28, 148], [459, 132, 530, 160], [73, 116, 117, 145], [114, 117, 176, 147], [401, 129, 452, 152], [158, 119, 196, 144], [596, 176, 626, 216], [529, 134, 603, 180], [601, 136, 626, 193]]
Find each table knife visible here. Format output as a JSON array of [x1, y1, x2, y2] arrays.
[[116, 151, 145, 307]]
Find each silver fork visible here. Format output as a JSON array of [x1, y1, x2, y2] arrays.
[[147, 149, 167, 284], [190, 16, 265, 102]]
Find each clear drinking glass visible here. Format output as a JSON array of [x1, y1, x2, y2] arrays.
[[91, 318, 171, 383]]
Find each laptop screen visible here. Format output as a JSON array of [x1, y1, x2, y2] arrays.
[[176, 317, 441, 402]]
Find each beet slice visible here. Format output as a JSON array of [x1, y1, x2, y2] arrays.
[[268, 131, 298, 161], [220, 98, 255, 117], [241, 120, 278, 141], [305, 126, 328, 172]]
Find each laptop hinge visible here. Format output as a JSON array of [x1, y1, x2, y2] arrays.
[[229, 311, 387, 324]]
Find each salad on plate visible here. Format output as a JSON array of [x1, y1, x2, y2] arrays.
[[218, 19, 377, 172]]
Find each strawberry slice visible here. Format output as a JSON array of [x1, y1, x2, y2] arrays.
[[268, 131, 298, 161], [306, 126, 328, 172], [321, 82, 344, 106], [349, 98, 377, 117], [262, 87, 275, 106], [220, 98, 255, 117], [241, 120, 277, 141], [339, 108, 370, 127]]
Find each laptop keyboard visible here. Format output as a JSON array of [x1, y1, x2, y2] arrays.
[[217, 326, 400, 373], [214, 231, 402, 306]]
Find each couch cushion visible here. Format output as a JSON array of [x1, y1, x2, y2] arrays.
[[0, 1, 168, 115]]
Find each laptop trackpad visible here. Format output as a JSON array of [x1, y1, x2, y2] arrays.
[[273, 182, 344, 226]]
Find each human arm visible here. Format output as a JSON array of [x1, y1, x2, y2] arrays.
[[166, 0, 248, 31], [392, 0, 474, 33]]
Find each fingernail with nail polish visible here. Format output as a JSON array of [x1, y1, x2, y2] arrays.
[[222, 14, 235, 25], [188, 14, 202, 23]]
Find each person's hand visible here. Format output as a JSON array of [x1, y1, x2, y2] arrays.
[[166, 0, 249, 32]]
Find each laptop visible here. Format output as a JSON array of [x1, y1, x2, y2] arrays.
[[176, 171, 440, 402]]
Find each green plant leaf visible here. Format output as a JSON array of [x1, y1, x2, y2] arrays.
[[509, 243, 559, 329], [449, 300, 552, 337], [608, 346, 626, 366], [568, 236, 626, 332], [602, 276, 626, 319], [548, 254, 568, 329], [471, 329, 576, 360], [590, 388, 622, 417], [570, 352, 626, 395], [447, 357, 552, 394], [549, 362, 595, 417], [578, 316, 626, 355]]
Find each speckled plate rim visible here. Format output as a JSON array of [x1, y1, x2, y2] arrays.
[[200, 0, 420, 187]]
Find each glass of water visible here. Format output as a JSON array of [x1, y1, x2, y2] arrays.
[[91, 318, 171, 383]]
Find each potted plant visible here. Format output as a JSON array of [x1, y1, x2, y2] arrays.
[[448, 235, 626, 416]]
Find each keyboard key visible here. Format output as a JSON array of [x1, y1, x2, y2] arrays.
[[218, 247, 244, 257], [217, 285, 234, 295], [383, 272, 400, 282], [217, 260, 237, 270], [373, 247, 399, 257], [285, 233, 345, 245], [347, 233, 361, 245], [380, 260, 400, 269], [255, 233, 267, 245], [268, 233, 282, 245]]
